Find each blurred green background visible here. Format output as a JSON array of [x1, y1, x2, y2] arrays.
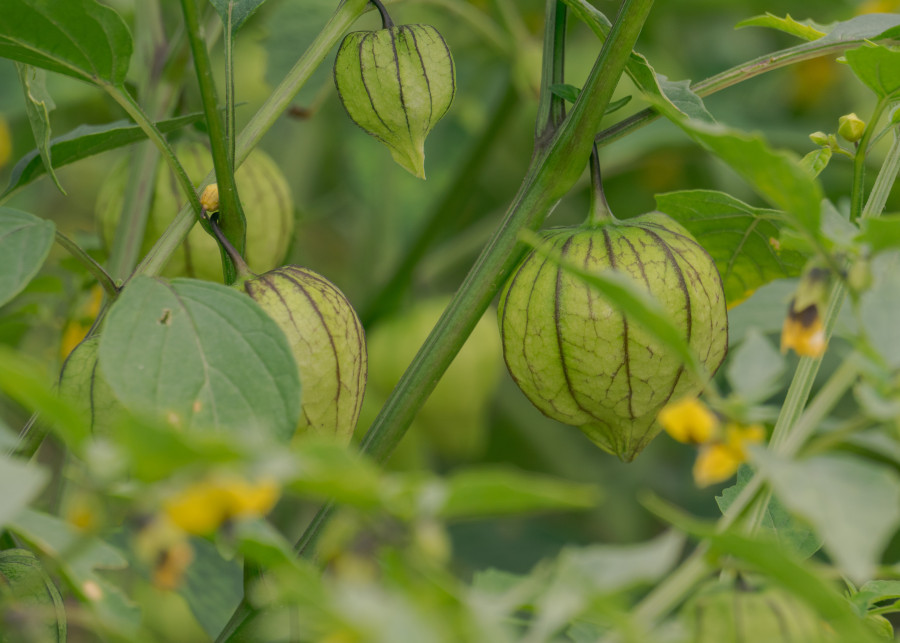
[[0, 0, 896, 585]]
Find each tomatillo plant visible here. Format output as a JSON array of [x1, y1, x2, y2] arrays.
[[1, 1, 900, 642]]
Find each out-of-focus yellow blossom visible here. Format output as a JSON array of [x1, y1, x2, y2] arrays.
[[200, 183, 220, 213], [693, 423, 766, 487], [133, 517, 195, 590], [858, 0, 900, 13], [780, 301, 826, 357], [60, 285, 104, 359], [0, 116, 10, 169], [658, 397, 719, 444], [65, 494, 101, 532], [163, 475, 280, 535]]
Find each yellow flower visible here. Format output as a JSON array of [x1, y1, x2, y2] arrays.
[[0, 116, 10, 169], [163, 475, 280, 535], [780, 301, 826, 358], [133, 518, 195, 590], [693, 423, 766, 487], [658, 397, 719, 444]]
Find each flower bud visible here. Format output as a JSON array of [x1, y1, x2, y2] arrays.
[[838, 112, 866, 143], [333, 24, 455, 179]]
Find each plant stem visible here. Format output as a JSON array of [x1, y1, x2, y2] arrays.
[[850, 97, 889, 223], [371, 0, 394, 28], [586, 144, 613, 225], [54, 231, 118, 298], [105, 86, 204, 224], [180, 0, 246, 284], [534, 1, 567, 146], [360, 79, 519, 327], [131, 0, 370, 282]]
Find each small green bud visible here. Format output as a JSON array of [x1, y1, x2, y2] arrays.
[[838, 112, 866, 143], [333, 24, 455, 179], [809, 130, 830, 146]]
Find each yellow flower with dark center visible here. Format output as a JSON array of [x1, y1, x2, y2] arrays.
[[693, 423, 766, 487], [780, 300, 826, 358], [658, 397, 719, 445]]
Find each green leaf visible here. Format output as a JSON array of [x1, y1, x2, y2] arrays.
[[0, 0, 132, 86], [0, 454, 47, 531], [754, 450, 900, 583], [846, 44, 900, 98], [437, 467, 600, 519], [518, 228, 703, 379], [0, 549, 66, 643], [2, 113, 203, 200], [859, 254, 900, 368], [15, 64, 64, 195], [9, 509, 140, 635], [560, 0, 713, 123], [823, 14, 900, 43], [715, 465, 821, 559], [856, 215, 900, 255], [736, 13, 826, 41], [646, 104, 823, 234], [209, 0, 267, 35], [98, 276, 302, 441], [799, 146, 832, 177], [853, 580, 900, 613], [725, 329, 786, 403], [0, 346, 90, 451], [528, 531, 685, 639], [655, 190, 807, 306], [177, 537, 242, 639], [646, 496, 881, 642], [0, 208, 55, 307]]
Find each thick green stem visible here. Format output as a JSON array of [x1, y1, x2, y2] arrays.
[[180, 0, 246, 284], [131, 0, 370, 282], [54, 231, 118, 298]]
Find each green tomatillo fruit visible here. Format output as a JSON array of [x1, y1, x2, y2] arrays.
[[96, 141, 294, 281], [498, 212, 728, 462], [333, 16, 455, 179], [242, 266, 367, 444]]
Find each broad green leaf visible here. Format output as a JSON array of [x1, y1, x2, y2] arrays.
[[856, 215, 900, 254], [0, 346, 90, 450], [655, 190, 807, 306], [0, 454, 47, 531], [177, 537, 242, 639], [754, 450, 900, 583], [98, 277, 301, 441], [527, 531, 684, 640], [2, 113, 203, 201], [859, 252, 900, 369], [736, 13, 826, 41], [16, 64, 64, 194], [853, 580, 900, 613], [561, 0, 713, 123], [822, 14, 900, 43], [846, 44, 900, 98], [715, 465, 821, 559], [646, 103, 823, 234], [437, 467, 600, 519], [9, 509, 140, 635], [0, 0, 132, 86], [0, 549, 66, 643], [0, 208, 54, 307], [647, 496, 881, 642], [519, 229, 703, 378], [725, 330, 786, 403], [209, 0, 267, 34]]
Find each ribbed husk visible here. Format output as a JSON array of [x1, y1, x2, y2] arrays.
[[498, 212, 728, 462], [244, 266, 367, 443], [333, 24, 455, 179]]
